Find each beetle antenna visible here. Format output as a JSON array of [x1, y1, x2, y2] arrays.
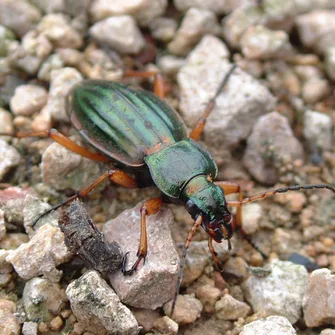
[[170, 215, 203, 318], [227, 184, 335, 208]]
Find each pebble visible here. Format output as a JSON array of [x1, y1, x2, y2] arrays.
[[0, 0, 41, 38], [168, 8, 221, 56], [41, 140, 102, 191], [153, 316, 178, 334], [242, 259, 308, 324], [222, 256, 248, 284], [0, 299, 21, 335], [89, 16, 145, 55], [275, 191, 307, 214], [56, 48, 84, 67], [163, 294, 203, 325], [22, 321, 38, 335], [22, 277, 67, 322], [158, 55, 185, 75], [0, 25, 16, 57], [37, 54, 64, 82], [22, 30, 53, 60], [104, 203, 179, 309], [36, 14, 83, 49], [149, 17, 177, 42], [178, 40, 275, 151], [215, 293, 251, 320], [174, 0, 239, 14], [325, 46, 335, 80], [303, 268, 335, 327], [0, 233, 29, 250], [321, 330, 335, 335], [131, 308, 160, 332], [271, 229, 302, 258], [66, 270, 139, 335], [240, 316, 296, 335], [304, 110, 333, 151], [240, 25, 294, 60], [302, 78, 330, 104], [243, 112, 304, 185], [10, 84, 48, 116], [49, 315, 63, 331], [295, 10, 335, 54], [40, 67, 83, 122], [0, 138, 21, 182], [6, 224, 71, 282], [195, 284, 221, 313], [0, 108, 13, 136], [29, 0, 65, 13], [241, 203, 263, 235], [89, 0, 167, 26], [0, 209, 5, 240]]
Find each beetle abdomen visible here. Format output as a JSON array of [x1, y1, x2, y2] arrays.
[[67, 80, 188, 166]]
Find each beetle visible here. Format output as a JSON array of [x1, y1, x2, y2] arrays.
[[3, 65, 335, 314]]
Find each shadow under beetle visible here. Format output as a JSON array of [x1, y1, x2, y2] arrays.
[[3, 65, 335, 316]]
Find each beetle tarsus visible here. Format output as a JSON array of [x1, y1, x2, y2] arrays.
[[121, 251, 146, 275]]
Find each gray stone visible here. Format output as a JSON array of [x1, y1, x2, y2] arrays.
[[195, 284, 221, 313], [158, 55, 186, 75], [0, 25, 16, 57], [304, 110, 333, 151], [215, 293, 251, 320], [66, 270, 139, 335], [153, 316, 178, 334], [6, 224, 71, 281], [0, 299, 20, 335], [22, 322, 38, 335], [302, 78, 330, 104], [37, 54, 64, 82], [325, 46, 335, 81], [150, 17, 177, 42], [104, 204, 179, 309], [10, 84, 48, 116], [168, 8, 221, 56], [242, 259, 308, 324], [23, 277, 67, 322], [241, 203, 263, 235], [240, 316, 296, 335], [243, 112, 304, 185], [89, 16, 145, 54], [0, 139, 20, 182], [303, 268, 335, 327], [174, 0, 247, 14]]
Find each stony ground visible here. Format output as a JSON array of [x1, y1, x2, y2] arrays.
[[0, 0, 335, 335]]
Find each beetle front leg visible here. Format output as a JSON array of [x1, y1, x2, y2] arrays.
[[122, 197, 163, 275], [208, 237, 224, 272]]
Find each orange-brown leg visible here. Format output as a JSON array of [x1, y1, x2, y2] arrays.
[[123, 70, 165, 99], [189, 64, 237, 140], [0, 129, 110, 163], [33, 169, 138, 227], [122, 197, 163, 275], [208, 237, 224, 272]]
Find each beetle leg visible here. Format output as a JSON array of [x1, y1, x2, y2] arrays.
[[208, 237, 224, 272], [32, 170, 138, 227], [122, 197, 163, 275], [189, 64, 236, 141], [0, 128, 110, 163], [123, 70, 165, 99]]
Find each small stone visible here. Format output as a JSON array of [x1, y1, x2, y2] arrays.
[[36, 14, 83, 49], [104, 204, 179, 309], [222, 257, 248, 284], [304, 110, 333, 151], [195, 284, 221, 313], [302, 78, 330, 104], [0, 139, 21, 181], [164, 294, 203, 325], [158, 55, 186, 76], [0, 249, 13, 273], [6, 224, 71, 281], [174, 0, 237, 15], [150, 17, 177, 42], [303, 268, 335, 327], [66, 270, 139, 335], [131, 308, 160, 332], [22, 321, 38, 335], [0, 0, 41, 37], [153, 316, 178, 334], [243, 112, 304, 185], [89, 16, 145, 55], [168, 8, 221, 56], [37, 54, 64, 82], [0, 233, 29, 250], [320, 330, 335, 335], [21, 30, 53, 60], [0, 108, 14, 136], [271, 229, 302, 258], [29, 0, 65, 13], [10, 84, 48, 116], [42, 67, 83, 122], [0, 25, 16, 57], [215, 293, 251, 320], [23, 277, 67, 322], [0, 209, 5, 240], [0, 299, 21, 335], [56, 48, 84, 67], [49, 315, 63, 331], [325, 46, 335, 81], [241, 203, 263, 235], [242, 259, 308, 324], [240, 25, 294, 60], [240, 316, 296, 335]]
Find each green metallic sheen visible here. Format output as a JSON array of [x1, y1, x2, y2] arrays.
[[144, 139, 218, 198], [68, 80, 188, 167]]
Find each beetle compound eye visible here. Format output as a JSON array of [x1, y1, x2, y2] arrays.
[[186, 200, 198, 218]]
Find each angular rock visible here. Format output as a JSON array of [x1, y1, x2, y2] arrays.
[[174, 0, 241, 15], [104, 204, 179, 309], [37, 54, 64, 82], [195, 284, 221, 313], [242, 259, 308, 324], [302, 78, 330, 104], [40, 67, 83, 122], [22, 321, 38, 335], [0, 299, 20, 335], [23, 277, 67, 322], [153, 316, 178, 334], [303, 268, 335, 327], [168, 8, 221, 56], [66, 270, 139, 335], [178, 39, 275, 151], [243, 112, 304, 185], [150, 17, 177, 42], [130, 308, 160, 332], [0, 249, 13, 273], [0, 139, 21, 181], [0, 0, 41, 37], [215, 293, 251, 320], [240, 316, 296, 335], [304, 110, 333, 151], [0, 25, 15, 57], [10, 84, 48, 116], [6, 224, 71, 282], [0, 108, 13, 135], [89, 16, 145, 54], [158, 55, 186, 75], [325, 46, 335, 81], [29, 0, 64, 13], [241, 203, 263, 235]]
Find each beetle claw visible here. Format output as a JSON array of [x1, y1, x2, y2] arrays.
[[121, 251, 146, 275]]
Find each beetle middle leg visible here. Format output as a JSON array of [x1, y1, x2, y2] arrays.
[[122, 197, 163, 275]]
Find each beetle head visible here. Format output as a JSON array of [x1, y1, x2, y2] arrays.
[[182, 176, 235, 244]]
